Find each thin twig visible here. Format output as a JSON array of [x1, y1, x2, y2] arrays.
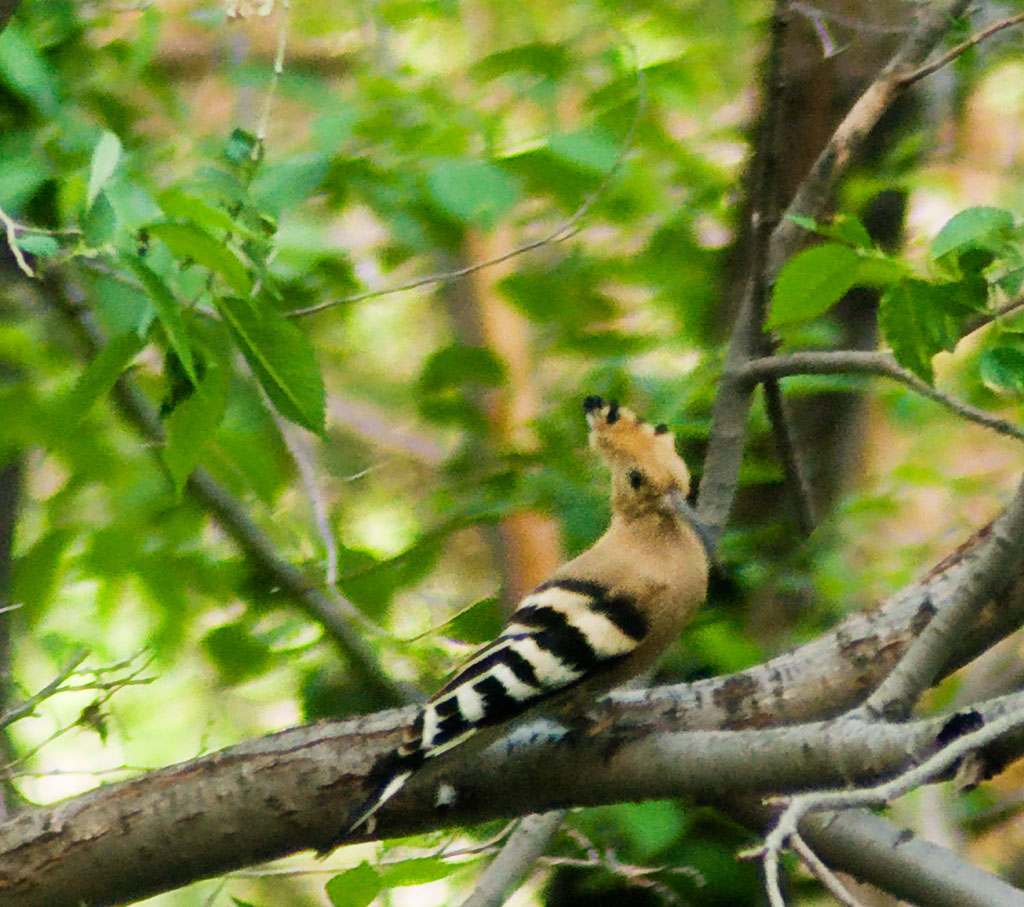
[[0, 204, 35, 278], [273, 414, 340, 587], [762, 378, 817, 534], [899, 12, 1024, 87], [789, 831, 867, 907], [736, 349, 1024, 444], [789, 2, 910, 38], [287, 59, 648, 318], [253, 0, 290, 157], [0, 648, 89, 729], [961, 295, 1024, 339], [457, 810, 567, 907], [3, 650, 152, 771]]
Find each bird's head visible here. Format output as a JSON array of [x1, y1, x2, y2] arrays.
[[583, 395, 695, 522]]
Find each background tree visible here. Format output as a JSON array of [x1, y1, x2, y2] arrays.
[[3, 1, 1024, 905]]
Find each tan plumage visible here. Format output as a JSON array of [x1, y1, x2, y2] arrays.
[[336, 395, 710, 841]]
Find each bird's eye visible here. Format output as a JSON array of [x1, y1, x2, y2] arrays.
[[628, 469, 644, 489]]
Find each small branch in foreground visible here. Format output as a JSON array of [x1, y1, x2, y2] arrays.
[[788, 832, 866, 907], [3, 651, 153, 773], [961, 295, 1024, 339], [252, 0, 290, 156], [457, 810, 567, 907], [735, 349, 1024, 444], [752, 704, 1024, 904], [0, 204, 35, 278]]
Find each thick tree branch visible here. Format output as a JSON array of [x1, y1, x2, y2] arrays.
[[3, 681, 1023, 906], [859, 475, 1024, 720], [804, 810, 1024, 907], [4, 512, 1024, 906]]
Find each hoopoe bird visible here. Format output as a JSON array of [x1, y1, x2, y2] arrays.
[[341, 395, 711, 838]]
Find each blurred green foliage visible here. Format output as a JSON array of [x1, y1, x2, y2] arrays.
[[1, 0, 1023, 904]]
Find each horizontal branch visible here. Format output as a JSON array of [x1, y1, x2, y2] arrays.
[[736, 350, 1024, 443], [802, 810, 1024, 907], [4, 679, 1023, 907]]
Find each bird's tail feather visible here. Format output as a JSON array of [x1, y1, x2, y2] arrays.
[[347, 766, 414, 833], [319, 750, 422, 855]]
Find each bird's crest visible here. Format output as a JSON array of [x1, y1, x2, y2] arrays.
[[583, 395, 691, 503]]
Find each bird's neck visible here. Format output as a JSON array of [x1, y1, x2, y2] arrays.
[[607, 508, 689, 552]]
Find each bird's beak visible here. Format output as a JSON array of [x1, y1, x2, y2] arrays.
[[665, 488, 716, 560]]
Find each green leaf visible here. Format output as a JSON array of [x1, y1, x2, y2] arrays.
[[162, 361, 229, 493], [979, 346, 1024, 396], [15, 234, 58, 257], [786, 213, 871, 248], [51, 331, 145, 433], [87, 132, 123, 207], [202, 623, 272, 684], [378, 857, 460, 886], [216, 296, 325, 432], [547, 127, 619, 175], [444, 596, 502, 644], [82, 191, 118, 246], [425, 159, 518, 227], [419, 344, 505, 392], [931, 206, 1015, 259], [0, 25, 59, 113], [225, 128, 261, 166], [12, 529, 75, 625], [251, 153, 330, 214], [325, 863, 381, 907], [878, 280, 965, 383], [787, 214, 818, 233], [618, 800, 688, 859], [157, 188, 239, 235], [767, 243, 861, 327], [148, 222, 251, 295], [852, 254, 906, 288], [826, 214, 873, 249], [122, 256, 197, 384]]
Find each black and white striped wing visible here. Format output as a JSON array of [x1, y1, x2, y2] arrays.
[[344, 579, 648, 833], [418, 578, 649, 754]]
